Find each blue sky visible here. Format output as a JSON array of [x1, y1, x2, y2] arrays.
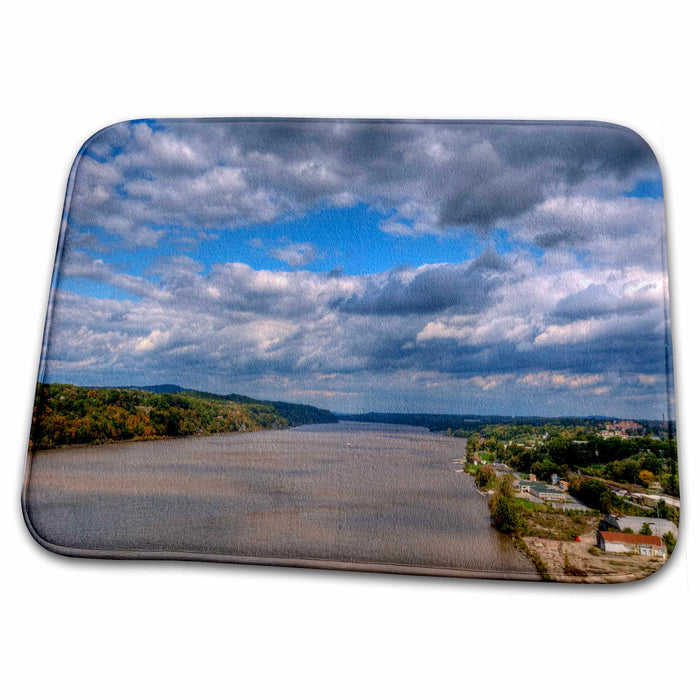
[[60, 204, 525, 299], [45, 120, 673, 418]]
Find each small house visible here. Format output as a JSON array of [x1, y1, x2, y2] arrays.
[[538, 490, 568, 502], [597, 531, 666, 558]]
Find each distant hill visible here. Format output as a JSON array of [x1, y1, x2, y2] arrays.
[[130, 383, 188, 395], [123, 384, 338, 427], [30, 383, 337, 450], [338, 411, 670, 436]]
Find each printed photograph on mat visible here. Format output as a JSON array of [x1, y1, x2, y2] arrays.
[[23, 120, 678, 582]]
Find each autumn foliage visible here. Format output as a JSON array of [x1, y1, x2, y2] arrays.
[[29, 384, 289, 449]]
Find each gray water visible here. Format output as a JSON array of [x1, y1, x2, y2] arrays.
[[24, 422, 536, 579]]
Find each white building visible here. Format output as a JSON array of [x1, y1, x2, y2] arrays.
[[597, 531, 666, 558]]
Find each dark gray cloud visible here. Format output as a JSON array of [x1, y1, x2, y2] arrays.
[[511, 195, 665, 268], [45, 120, 671, 417], [533, 230, 579, 248], [69, 120, 661, 249], [551, 283, 656, 321], [490, 123, 658, 181], [49, 254, 670, 407], [339, 249, 509, 316], [438, 164, 545, 230]]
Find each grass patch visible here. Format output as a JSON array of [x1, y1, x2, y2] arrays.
[[513, 536, 551, 581], [521, 508, 598, 541], [514, 498, 547, 512], [563, 550, 587, 577]]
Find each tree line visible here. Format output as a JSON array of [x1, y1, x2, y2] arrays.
[[29, 383, 336, 449], [466, 429, 678, 498]]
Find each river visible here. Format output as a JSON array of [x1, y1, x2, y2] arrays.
[[24, 421, 537, 580]]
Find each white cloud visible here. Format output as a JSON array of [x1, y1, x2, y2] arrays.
[[269, 242, 318, 268], [517, 371, 604, 390], [509, 195, 666, 268], [44, 121, 672, 416], [66, 120, 661, 252], [467, 374, 514, 391], [533, 319, 607, 346], [135, 329, 170, 353]]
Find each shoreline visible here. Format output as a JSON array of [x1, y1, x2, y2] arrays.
[[29, 418, 444, 453], [465, 473, 668, 583], [28, 421, 340, 453]]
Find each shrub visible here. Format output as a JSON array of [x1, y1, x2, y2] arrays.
[[489, 493, 524, 535], [475, 464, 495, 488], [662, 532, 676, 556], [638, 470, 655, 488]]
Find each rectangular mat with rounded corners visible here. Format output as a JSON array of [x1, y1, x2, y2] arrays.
[[23, 119, 679, 583]]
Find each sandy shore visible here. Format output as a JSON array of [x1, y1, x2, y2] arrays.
[[523, 531, 666, 583]]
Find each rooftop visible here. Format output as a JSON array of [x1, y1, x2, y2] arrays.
[[599, 531, 663, 547], [520, 480, 562, 494], [605, 515, 678, 537]]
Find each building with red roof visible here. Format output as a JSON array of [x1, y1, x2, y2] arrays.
[[597, 530, 666, 558]]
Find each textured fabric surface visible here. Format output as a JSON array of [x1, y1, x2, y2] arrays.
[[23, 120, 678, 582]]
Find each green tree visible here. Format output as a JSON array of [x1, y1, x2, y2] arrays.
[[639, 522, 653, 536], [661, 473, 679, 497], [499, 473, 516, 499], [599, 491, 613, 515], [611, 457, 642, 484], [494, 441, 507, 461], [487, 474, 523, 535], [638, 452, 662, 475], [662, 531, 676, 556], [475, 464, 495, 488], [488, 493, 523, 535], [569, 478, 615, 513], [466, 432, 481, 461]]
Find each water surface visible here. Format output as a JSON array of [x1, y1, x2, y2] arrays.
[[25, 422, 537, 579]]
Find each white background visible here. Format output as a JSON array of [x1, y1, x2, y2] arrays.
[[2, 2, 696, 698]]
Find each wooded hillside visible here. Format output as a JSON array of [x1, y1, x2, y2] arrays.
[[30, 383, 337, 449]]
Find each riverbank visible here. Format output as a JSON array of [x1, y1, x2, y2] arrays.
[[30, 422, 287, 452], [467, 469, 667, 583], [524, 531, 666, 583]]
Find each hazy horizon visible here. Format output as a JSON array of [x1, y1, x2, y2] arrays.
[[41, 380, 671, 423]]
